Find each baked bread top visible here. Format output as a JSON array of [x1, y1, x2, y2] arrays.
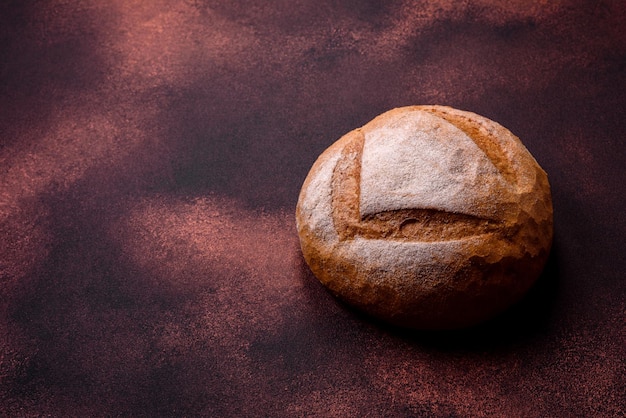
[[296, 105, 553, 328]]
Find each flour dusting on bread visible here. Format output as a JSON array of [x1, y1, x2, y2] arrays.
[[360, 109, 511, 220]]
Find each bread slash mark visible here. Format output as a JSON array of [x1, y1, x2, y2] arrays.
[[330, 128, 501, 242]]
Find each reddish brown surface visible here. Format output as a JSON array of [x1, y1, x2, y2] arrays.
[[1, 1, 624, 416]]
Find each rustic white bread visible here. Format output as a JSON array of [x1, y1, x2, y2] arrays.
[[296, 105, 553, 329]]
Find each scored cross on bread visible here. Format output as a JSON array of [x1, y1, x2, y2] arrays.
[[331, 106, 541, 244]]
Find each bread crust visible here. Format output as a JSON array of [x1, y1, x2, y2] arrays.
[[296, 106, 553, 329]]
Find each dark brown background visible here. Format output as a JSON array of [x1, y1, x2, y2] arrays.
[[1, 0, 624, 416]]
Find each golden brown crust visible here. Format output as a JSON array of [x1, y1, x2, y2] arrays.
[[296, 105, 553, 329]]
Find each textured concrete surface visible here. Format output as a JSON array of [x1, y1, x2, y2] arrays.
[[1, 0, 624, 416]]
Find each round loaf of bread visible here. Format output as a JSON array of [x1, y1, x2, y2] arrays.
[[296, 105, 553, 329]]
